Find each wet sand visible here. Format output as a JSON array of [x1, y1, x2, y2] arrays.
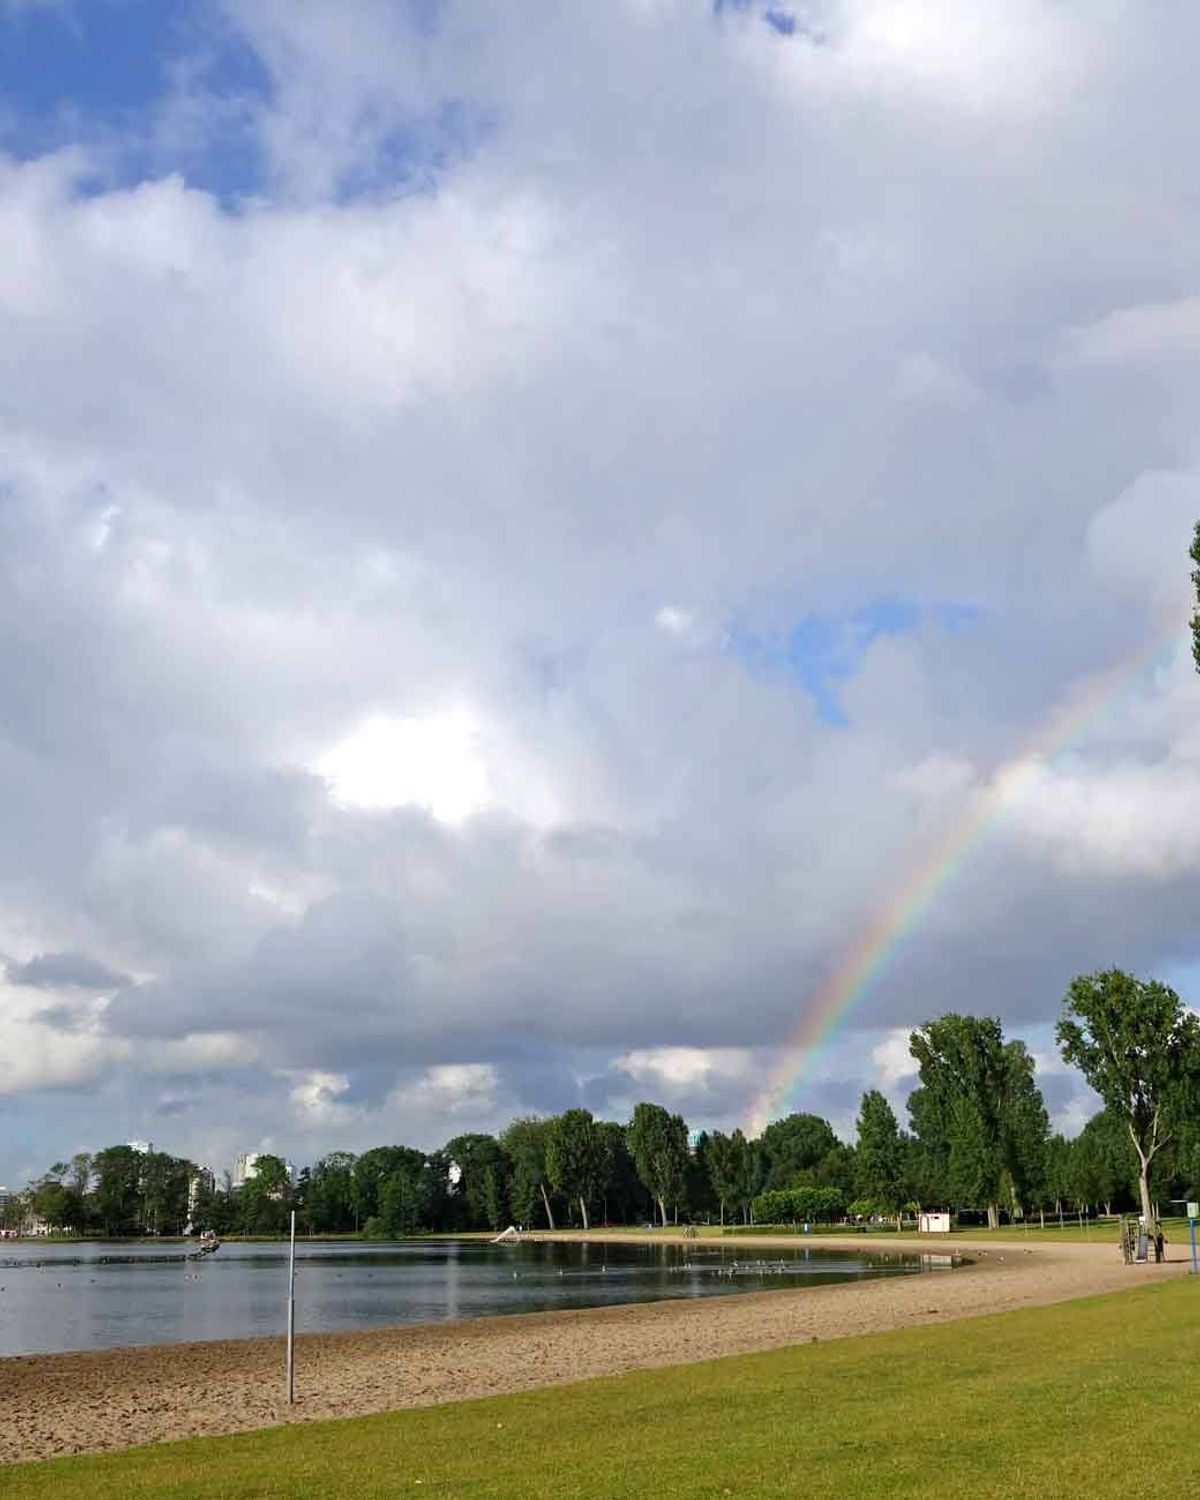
[[0, 1233, 1185, 1465]]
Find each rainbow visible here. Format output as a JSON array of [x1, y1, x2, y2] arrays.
[[745, 612, 1187, 1136]]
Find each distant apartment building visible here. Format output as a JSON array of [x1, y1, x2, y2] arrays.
[[126, 1139, 153, 1155], [233, 1152, 262, 1188]]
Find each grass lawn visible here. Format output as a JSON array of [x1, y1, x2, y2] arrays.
[[3, 1278, 1196, 1499]]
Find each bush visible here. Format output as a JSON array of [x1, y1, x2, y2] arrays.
[[750, 1185, 846, 1225]]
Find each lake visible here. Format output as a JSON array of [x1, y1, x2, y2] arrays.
[[0, 1237, 958, 1357]]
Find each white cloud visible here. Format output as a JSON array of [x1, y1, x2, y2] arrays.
[[387, 1064, 501, 1119], [6, 1, 1200, 1174], [870, 1029, 917, 1091], [318, 709, 491, 824], [616, 1046, 754, 1093], [284, 1069, 356, 1126], [1085, 469, 1200, 609], [654, 605, 694, 636], [1060, 296, 1200, 368]]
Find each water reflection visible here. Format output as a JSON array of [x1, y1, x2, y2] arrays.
[[0, 1238, 957, 1358]]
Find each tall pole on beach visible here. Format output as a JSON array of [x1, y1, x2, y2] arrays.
[[286, 1209, 296, 1404]]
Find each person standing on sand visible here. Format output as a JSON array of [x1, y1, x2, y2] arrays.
[[1154, 1226, 1165, 1262]]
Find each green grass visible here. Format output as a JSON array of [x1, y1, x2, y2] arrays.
[[3, 1278, 1198, 1499]]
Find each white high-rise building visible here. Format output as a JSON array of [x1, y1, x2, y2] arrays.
[[233, 1152, 262, 1188], [233, 1153, 296, 1189]]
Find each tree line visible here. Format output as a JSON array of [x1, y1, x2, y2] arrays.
[[11, 969, 1200, 1238]]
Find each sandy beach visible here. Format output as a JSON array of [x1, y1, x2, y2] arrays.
[[0, 1233, 1186, 1465]]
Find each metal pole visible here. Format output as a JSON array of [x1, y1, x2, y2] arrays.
[[1190, 1216, 1197, 1276], [286, 1209, 296, 1404]]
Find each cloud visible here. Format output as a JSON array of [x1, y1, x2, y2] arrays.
[[4, 1, 1200, 1178], [870, 1029, 917, 1092], [6, 950, 130, 990]]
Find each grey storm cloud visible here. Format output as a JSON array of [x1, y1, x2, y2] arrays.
[[3, 1, 1200, 1178], [6, 951, 131, 992]]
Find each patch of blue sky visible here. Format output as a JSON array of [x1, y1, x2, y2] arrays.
[[333, 99, 499, 206], [728, 598, 978, 725], [0, 0, 272, 202], [712, 0, 825, 42]]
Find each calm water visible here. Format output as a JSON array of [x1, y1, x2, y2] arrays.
[[0, 1238, 957, 1357]]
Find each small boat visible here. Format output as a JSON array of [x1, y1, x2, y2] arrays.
[[188, 1232, 220, 1260]]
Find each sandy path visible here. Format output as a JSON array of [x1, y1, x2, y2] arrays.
[[0, 1234, 1186, 1465]]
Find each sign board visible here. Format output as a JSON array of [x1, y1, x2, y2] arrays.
[[919, 1212, 951, 1234], [1188, 1202, 1198, 1220]]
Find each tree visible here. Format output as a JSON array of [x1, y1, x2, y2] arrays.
[[545, 1109, 603, 1229], [306, 1152, 358, 1233], [500, 1118, 557, 1229], [759, 1113, 839, 1190], [1068, 1111, 1136, 1215], [92, 1146, 144, 1236], [627, 1103, 689, 1227], [908, 1015, 1049, 1229], [139, 1151, 193, 1235], [854, 1090, 904, 1219], [32, 1176, 75, 1232], [1057, 968, 1200, 1226], [705, 1131, 740, 1227], [237, 1154, 292, 1235], [353, 1147, 426, 1227], [596, 1120, 642, 1224], [443, 1134, 510, 1231], [1190, 520, 1200, 672], [1000, 1040, 1050, 1216]]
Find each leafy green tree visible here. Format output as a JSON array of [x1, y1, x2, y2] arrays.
[[372, 1156, 436, 1235], [596, 1120, 642, 1224], [1071, 1109, 1137, 1214], [546, 1109, 603, 1229], [237, 1154, 293, 1235], [735, 1132, 765, 1223], [627, 1103, 689, 1227], [1058, 969, 1200, 1225], [909, 1015, 1049, 1228], [685, 1131, 717, 1223], [1000, 1040, 1050, 1216], [705, 1131, 741, 1227], [444, 1134, 510, 1231], [32, 1176, 76, 1232], [815, 1142, 857, 1195], [92, 1145, 144, 1236], [752, 1185, 846, 1225], [353, 1147, 426, 1226], [500, 1117, 558, 1229], [139, 1151, 193, 1235], [854, 1090, 905, 1217], [305, 1152, 358, 1233], [759, 1113, 839, 1190]]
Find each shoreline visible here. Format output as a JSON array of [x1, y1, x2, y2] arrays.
[[1, 1232, 1187, 1466]]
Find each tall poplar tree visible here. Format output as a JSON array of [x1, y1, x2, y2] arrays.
[[627, 1103, 689, 1226], [1058, 968, 1200, 1225], [908, 1015, 1049, 1228]]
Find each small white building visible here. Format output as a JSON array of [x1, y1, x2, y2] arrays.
[[919, 1211, 952, 1233]]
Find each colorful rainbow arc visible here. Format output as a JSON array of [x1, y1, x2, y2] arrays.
[[745, 612, 1188, 1137]]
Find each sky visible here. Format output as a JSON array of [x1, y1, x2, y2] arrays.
[[3, 0, 1200, 1186]]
